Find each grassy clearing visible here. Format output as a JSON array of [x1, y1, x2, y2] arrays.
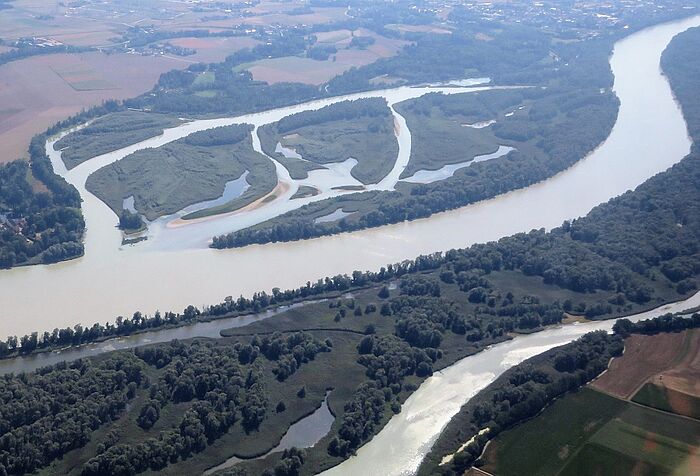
[[55, 111, 182, 169]]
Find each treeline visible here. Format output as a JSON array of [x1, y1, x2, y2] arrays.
[[0, 354, 145, 475], [182, 124, 252, 147], [0, 44, 91, 67], [273, 98, 390, 134], [120, 27, 245, 49], [613, 311, 700, 337]]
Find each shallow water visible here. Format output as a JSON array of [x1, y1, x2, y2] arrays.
[[401, 145, 514, 184], [203, 390, 334, 475]]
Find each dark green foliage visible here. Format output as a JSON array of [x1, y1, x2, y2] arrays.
[[613, 312, 700, 338], [268, 447, 305, 476], [182, 124, 251, 147], [54, 111, 180, 169], [274, 98, 390, 134], [0, 354, 145, 474], [254, 332, 331, 381], [0, 158, 83, 268], [118, 209, 144, 232]]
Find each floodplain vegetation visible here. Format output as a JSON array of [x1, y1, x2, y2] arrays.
[[259, 98, 398, 185], [54, 111, 182, 170], [85, 125, 275, 222]]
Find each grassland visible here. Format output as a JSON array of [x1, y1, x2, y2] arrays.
[[85, 125, 275, 221], [479, 387, 700, 476], [55, 111, 181, 169]]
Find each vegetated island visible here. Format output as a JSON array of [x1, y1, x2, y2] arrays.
[[85, 124, 276, 223]]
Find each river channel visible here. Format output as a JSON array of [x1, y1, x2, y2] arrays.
[[0, 15, 697, 345]]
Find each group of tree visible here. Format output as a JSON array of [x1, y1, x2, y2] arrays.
[[0, 156, 83, 268], [0, 354, 145, 475]]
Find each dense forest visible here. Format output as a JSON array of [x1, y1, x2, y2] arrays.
[[0, 332, 331, 475], [0, 149, 83, 268], [417, 311, 700, 475]]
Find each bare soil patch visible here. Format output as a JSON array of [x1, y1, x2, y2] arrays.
[[0, 51, 187, 162], [168, 36, 260, 63], [591, 331, 689, 399]]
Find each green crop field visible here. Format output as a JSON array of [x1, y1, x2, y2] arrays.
[[480, 388, 700, 476], [633, 382, 700, 420]]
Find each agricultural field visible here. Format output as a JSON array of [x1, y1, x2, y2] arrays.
[[592, 328, 700, 419], [479, 329, 700, 476], [247, 30, 409, 85], [166, 36, 260, 64], [0, 52, 189, 162], [85, 124, 276, 221], [591, 330, 696, 399], [479, 388, 700, 476]]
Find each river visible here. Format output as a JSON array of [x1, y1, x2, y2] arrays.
[[0, 15, 697, 344]]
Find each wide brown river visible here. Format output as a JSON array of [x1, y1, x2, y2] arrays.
[[0, 15, 697, 346]]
